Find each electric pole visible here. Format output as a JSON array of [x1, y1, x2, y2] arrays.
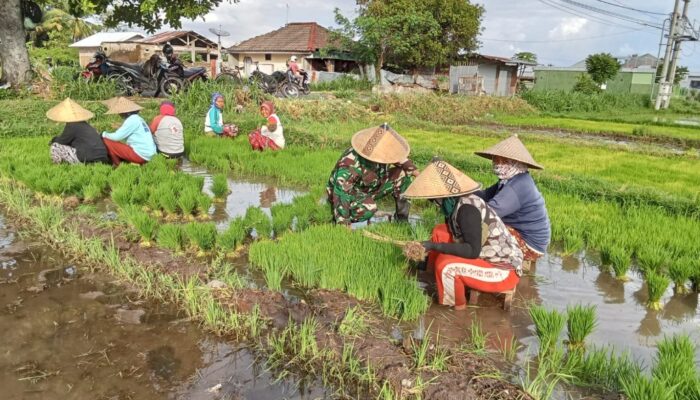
[[655, 0, 681, 110], [664, 0, 692, 109]]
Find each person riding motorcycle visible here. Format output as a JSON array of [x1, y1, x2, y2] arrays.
[[162, 43, 185, 78], [287, 56, 303, 85]]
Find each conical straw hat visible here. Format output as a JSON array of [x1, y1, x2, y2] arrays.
[[474, 134, 543, 169], [403, 157, 482, 199], [351, 123, 410, 164], [46, 98, 94, 122], [104, 96, 143, 115]]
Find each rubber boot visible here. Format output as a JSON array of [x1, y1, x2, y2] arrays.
[[394, 197, 410, 222]]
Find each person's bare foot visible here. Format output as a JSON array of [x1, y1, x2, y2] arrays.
[[454, 304, 467, 311]]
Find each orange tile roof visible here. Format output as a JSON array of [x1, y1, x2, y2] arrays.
[[228, 22, 331, 53]]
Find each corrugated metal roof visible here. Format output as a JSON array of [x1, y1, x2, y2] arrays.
[[227, 23, 332, 53], [69, 32, 144, 48], [138, 31, 216, 47]]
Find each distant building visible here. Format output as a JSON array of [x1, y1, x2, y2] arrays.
[[448, 54, 536, 96], [101, 31, 219, 64], [680, 72, 700, 91], [70, 32, 144, 66], [533, 67, 654, 94], [227, 22, 358, 77]]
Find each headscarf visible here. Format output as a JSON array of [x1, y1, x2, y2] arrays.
[[493, 158, 528, 181], [210, 92, 224, 108], [160, 101, 175, 116], [260, 101, 274, 115]]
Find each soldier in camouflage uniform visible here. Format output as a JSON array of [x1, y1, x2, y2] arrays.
[[327, 124, 418, 224]]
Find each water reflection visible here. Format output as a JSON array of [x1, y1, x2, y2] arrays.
[[594, 270, 625, 304]]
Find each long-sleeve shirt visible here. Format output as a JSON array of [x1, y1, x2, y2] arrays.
[[424, 205, 482, 259], [477, 172, 550, 253], [51, 122, 109, 163], [204, 107, 224, 135], [102, 114, 157, 161]]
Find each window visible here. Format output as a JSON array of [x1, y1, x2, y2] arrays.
[[690, 80, 700, 89], [265, 54, 272, 61]]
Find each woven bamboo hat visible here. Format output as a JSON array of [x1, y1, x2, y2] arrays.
[[46, 98, 94, 122], [404, 157, 482, 199], [474, 134, 543, 169], [104, 97, 143, 115], [351, 123, 410, 164]]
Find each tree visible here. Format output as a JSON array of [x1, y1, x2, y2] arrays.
[[0, 0, 238, 87], [572, 73, 601, 95], [514, 52, 537, 64], [333, 0, 482, 81], [585, 53, 620, 86]]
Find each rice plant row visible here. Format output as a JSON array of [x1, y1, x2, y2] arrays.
[[248, 224, 429, 320]]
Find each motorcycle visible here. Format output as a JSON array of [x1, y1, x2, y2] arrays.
[[248, 63, 280, 95], [287, 69, 310, 96], [161, 55, 207, 94], [110, 54, 178, 97]]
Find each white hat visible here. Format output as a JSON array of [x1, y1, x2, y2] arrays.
[[290, 56, 298, 62]]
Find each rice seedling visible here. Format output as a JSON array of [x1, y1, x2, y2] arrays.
[[208, 256, 245, 289], [691, 263, 700, 292], [177, 188, 199, 219], [196, 194, 213, 219], [244, 206, 272, 239], [520, 346, 572, 400], [249, 224, 428, 320], [261, 263, 285, 291], [129, 210, 159, 247], [562, 230, 585, 255], [110, 187, 132, 208], [667, 258, 693, 294], [410, 332, 432, 369], [468, 319, 489, 356], [636, 246, 667, 273], [621, 373, 676, 400], [31, 205, 64, 232], [609, 247, 631, 281], [184, 222, 217, 256], [566, 304, 597, 351], [217, 217, 248, 254], [156, 224, 184, 253], [81, 183, 103, 203], [529, 305, 566, 353], [495, 333, 521, 363], [271, 202, 296, 236], [645, 270, 670, 311], [211, 174, 229, 200], [337, 307, 368, 337], [429, 335, 452, 372], [156, 186, 179, 217], [652, 334, 698, 400]]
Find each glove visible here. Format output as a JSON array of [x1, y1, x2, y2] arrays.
[[421, 241, 434, 251]]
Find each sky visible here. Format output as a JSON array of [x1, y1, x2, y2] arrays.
[[166, 0, 700, 71]]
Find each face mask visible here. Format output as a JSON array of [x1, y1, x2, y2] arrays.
[[493, 159, 527, 180]]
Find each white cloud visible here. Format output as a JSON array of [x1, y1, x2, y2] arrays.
[[548, 17, 588, 39]]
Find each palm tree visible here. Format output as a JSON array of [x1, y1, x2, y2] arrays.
[[32, 8, 96, 45]]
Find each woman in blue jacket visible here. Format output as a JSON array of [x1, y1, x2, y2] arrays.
[[101, 97, 157, 166], [475, 135, 551, 264]]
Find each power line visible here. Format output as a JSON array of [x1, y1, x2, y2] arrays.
[[556, 0, 664, 29], [536, 0, 648, 30], [592, 0, 668, 16], [480, 28, 648, 43]]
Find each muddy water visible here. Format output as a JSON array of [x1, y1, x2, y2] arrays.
[[405, 249, 700, 370], [0, 214, 329, 400], [180, 159, 306, 229]]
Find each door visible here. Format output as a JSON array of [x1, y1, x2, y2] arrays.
[[244, 57, 253, 77]]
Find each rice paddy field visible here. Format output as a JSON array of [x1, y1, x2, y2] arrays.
[[0, 82, 698, 400]]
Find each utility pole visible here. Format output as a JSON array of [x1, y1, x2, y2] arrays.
[[664, 0, 691, 109], [655, 0, 681, 110]]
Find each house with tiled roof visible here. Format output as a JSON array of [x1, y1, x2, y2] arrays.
[[227, 22, 357, 76]]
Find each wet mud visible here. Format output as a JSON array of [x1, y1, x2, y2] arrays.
[[0, 214, 331, 400]]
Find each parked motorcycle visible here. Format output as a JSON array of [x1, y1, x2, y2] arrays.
[[249, 63, 281, 95], [162, 55, 207, 94]]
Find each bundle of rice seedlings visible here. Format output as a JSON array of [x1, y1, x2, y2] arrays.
[[111, 187, 132, 208], [81, 184, 103, 203], [130, 211, 159, 247], [645, 270, 670, 311], [145, 191, 163, 217], [211, 174, 229, 200], [621, 373, 676, 400], [529, 305, 566, 352], [244, 206, 272, 239], [667, 258, 693, 294], [271, 203, 295, 236], [196, 194, 213, 219], [690, 262, 700, 292], [566, 304, 597, 351], [184, 222, 217, 257], [563, 231, 585, 255], [157, 224, 184, 253], [177, 188, 199, 219], [652, 334, 699, 399], [262, 264, 285, 291], [636, 246, 666, 273], [217, 217, 248, 255], [609, 246, 631, 281]]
